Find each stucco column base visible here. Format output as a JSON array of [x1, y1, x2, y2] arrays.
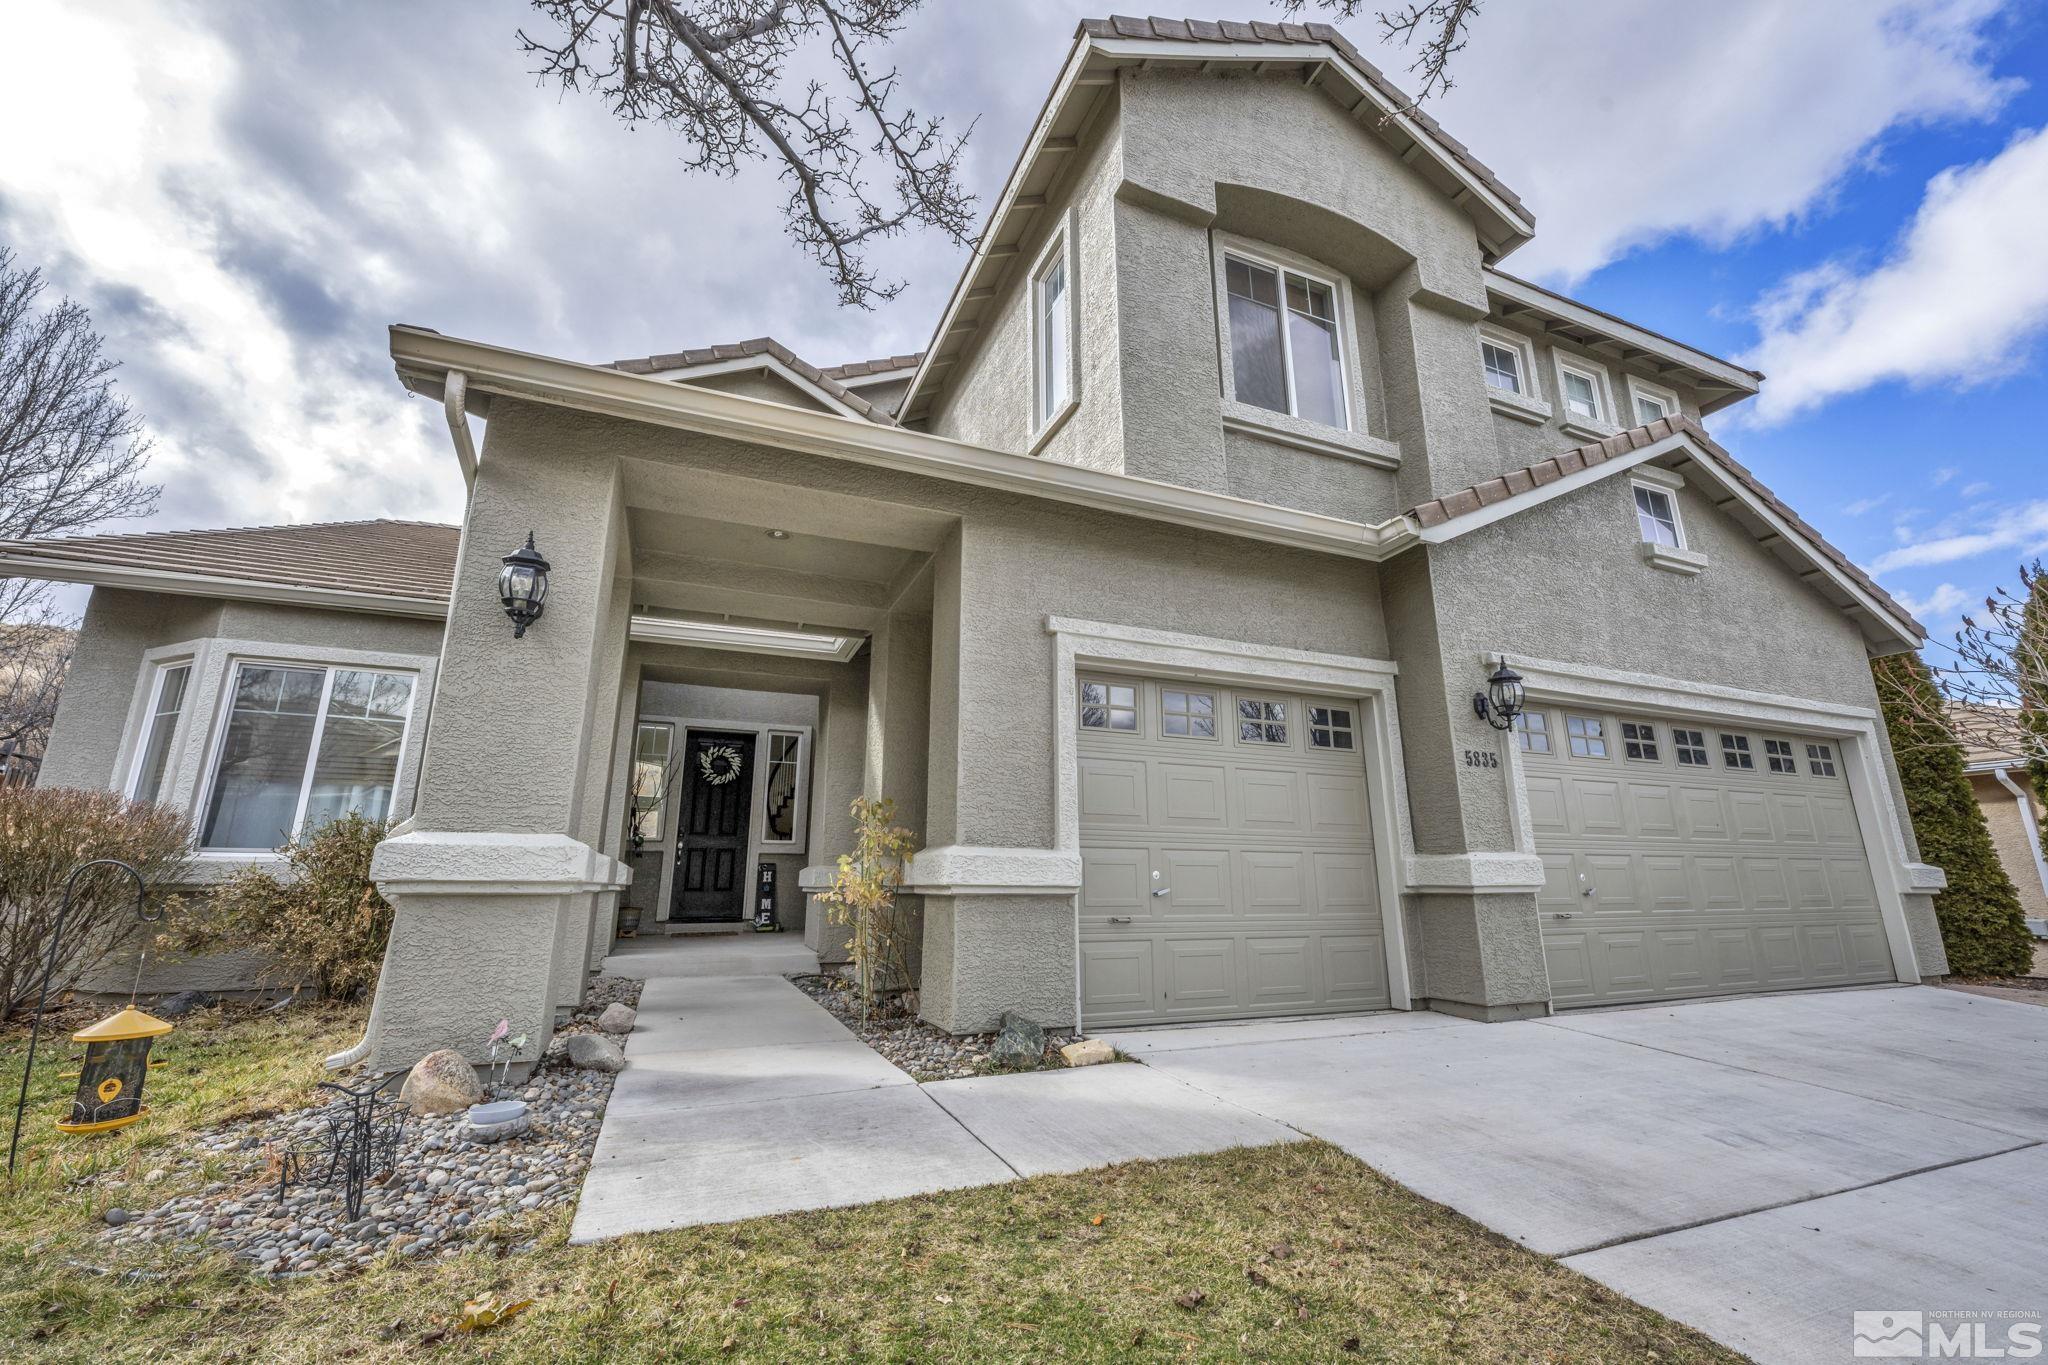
[[1898, 891, 1951, 978], [364, 832, 629, 1074], [799, 865, 853, 966], [920, 894, 1077, 1034], [1406, 890, 1552, 1020]]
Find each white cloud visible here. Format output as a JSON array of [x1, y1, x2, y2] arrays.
[[1933, 467, 1960, 485], [1843, 494, 1891, 517], [1869, 498, 2048, 572], [1739, 123, 2048, 423], [1433, 0, 2022, 283], [1962, 481, 1994, 497], [1894, 582, 1975, 619]]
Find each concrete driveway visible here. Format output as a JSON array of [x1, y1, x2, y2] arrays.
[[1103, 986, 2048, 1365]]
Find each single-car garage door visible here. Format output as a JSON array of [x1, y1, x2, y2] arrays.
[[1521, 702, 1892, 1007], [1077, 676, 1389, 1027]]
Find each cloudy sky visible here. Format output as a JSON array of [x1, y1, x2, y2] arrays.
[[2, 1, 2044, 650]]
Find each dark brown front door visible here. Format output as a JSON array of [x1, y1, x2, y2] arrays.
[[673, 729, 755, 922]]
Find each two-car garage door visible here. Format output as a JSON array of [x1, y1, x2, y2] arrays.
[[1522, 703, 1892, 1008], [1078, 676, 1389, 1028]]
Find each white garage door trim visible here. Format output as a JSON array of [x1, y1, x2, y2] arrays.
[[1047, 617, 1413, 1014], [1489, 653, 1937, 987]]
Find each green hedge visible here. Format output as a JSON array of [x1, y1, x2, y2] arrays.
[[1873, 654, 2034, 977]]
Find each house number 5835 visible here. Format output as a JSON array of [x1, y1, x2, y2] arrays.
[[1462, 749, 1500, 769]]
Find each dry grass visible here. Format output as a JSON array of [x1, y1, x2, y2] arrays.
[[1, 1008, 1744, 1364]]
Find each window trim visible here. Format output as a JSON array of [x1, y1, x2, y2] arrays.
[[1552, 351, 1617, 439], [125, 657, 196, 802], [1027, 212, 1080, 452], [1626, 374, 1682, 427], [1631, 479, 1687, 550], [1478, 324, 1551, 425], [192, 656, 422, 854], [1210, 232, 1397, 468]]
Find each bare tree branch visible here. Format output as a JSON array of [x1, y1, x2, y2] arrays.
[[1889, 560, 2048, 772], [0, 247, 157, 771], [521, 0, 974, 307], [1285, 0, 1482, 112]]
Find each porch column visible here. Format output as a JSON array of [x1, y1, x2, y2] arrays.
[[367, 400, 631, 1072], [802, 670, 869, 965]]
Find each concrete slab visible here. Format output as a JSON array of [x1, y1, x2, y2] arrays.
[[603, 1039, 910, 1117], [924, 1065, 1301, 1176], [602, 933, 818, 980], [1565, 1144, 2048, 1365], [570, 1085, 1016, 1241], [1101, 1009, 1473, 1056], [1138, 1018, 2020, 1255], [630, 975, 849, 1051], [1542, 985, 2048, 1139]]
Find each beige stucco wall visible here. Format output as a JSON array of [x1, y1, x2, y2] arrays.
[[1972, 772, 2048, 920]]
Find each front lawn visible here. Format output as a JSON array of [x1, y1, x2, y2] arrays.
[[1, 1007, 1743, 1363]]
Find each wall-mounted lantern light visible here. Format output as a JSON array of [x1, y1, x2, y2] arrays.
[[498, 532, 550, 639], [1472, 659, 1526, 731]]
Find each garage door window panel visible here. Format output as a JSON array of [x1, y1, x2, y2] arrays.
[[1621, 721, 1659, 762], [1673, 728, 1709, 766], [1161, 688, 1217, 739], [1720, 733, 1755, 770], [1806, 743, 1838, 777], [1764, 738, 1798, 774], [1080, 681, 1138, 733], [1308, 705, 1355, 751], [1565, 714, 1608, 758], [1237, 697, 1289, 745], [1515, 710, 1551, 753]]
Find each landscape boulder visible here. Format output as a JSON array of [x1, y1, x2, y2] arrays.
[[1060, 1038, 1116, 1067], [991, 1011, 1046, 1068], [565, 1032, 627, 1073], [399, 1048, 485, 1115], [597, 1002, 637, 1034]]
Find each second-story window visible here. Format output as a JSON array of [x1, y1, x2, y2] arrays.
[[1481, 339, 1524, 394], [1032, 231, 1072, 431], [1634, 484, 1682, 548], [1225, 254, 1346, 429]]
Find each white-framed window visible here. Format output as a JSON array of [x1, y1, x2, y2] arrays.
[[1621, 720, 1659, 762], [1480, 335, 1527, 395], [1633, 483, 1683, 549], [197, 661, 417, 851], [128, 661, 192, 805], [1554, 354, 1612, 429], [1236, 697, 1289, 745], [1308, 704, 1355, 751], [761, 731, 804, 843], [1806, 742, 1838, 778], [1720, 733, 1754, 770], [630, 722, 675, 844], [1673, 728, 1709, 766], [1627, 376, 1681, 426], [1764, 738, 1798, 774], [1514, 709, 1550, 753], [1030, 222, 1074, 434], [1565, 714, 1608, 758], [1223, 250, 1349, 429], [1079, 680, 1137, 732], [1161, 688, 1217, 739]]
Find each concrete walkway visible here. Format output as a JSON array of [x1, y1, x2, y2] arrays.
[[1103, 985, 2048, 1365], [569, 961, 1297, 1243]]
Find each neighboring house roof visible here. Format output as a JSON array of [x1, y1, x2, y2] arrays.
[[0, 519, 460, 617], [1407, 415, 1925, 653], [1950, 702, 2031, 772], [900, 15, 1537, 426], [608, 337, 899, 425]]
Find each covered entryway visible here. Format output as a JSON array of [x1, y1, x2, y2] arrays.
[[1521, 701, 1892, 1007], [1077, 676, 1389, 1027]]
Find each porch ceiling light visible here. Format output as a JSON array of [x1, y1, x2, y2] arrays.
[[1472, 659, 1525, 731], [498, 532, 550, 639]]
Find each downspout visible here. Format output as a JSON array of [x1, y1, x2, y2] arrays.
[[328, 368, 477, 1072], [1990, 766, 2048, 912]]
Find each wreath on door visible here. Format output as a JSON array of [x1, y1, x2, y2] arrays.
[[698, 744, 744, 785]]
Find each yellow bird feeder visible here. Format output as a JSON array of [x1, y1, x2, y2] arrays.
[[56, 1005, 173, 1134]]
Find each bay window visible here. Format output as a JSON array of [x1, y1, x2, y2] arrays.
[[129, 662, 191, 804], [200, 662, 415, 851]]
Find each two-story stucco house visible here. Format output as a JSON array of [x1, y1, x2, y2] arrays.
[[2, 17, 1950, 1073]]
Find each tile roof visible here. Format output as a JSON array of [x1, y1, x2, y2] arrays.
[[0, 519, 460, 606], [819, 353, 924, 381], [1081, 16, 1531, 226], [1407, 415, 1923, 640], [608, 337, 898, 424]]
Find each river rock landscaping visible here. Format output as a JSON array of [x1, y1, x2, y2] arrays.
[[790, 972, 1079, 1080], [84, 978, 641, 1278]]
